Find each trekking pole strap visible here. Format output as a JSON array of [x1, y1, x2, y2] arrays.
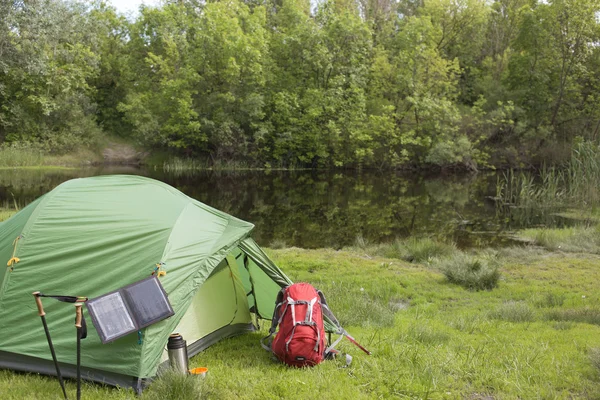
[[37, 293, 89, 339]]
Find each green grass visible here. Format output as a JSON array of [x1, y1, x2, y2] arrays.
[[489, 301, 536, 322], [518, 226, 600, 253], [0, 145, 44, 167], [156, 156, 310, 173], [349, 235, 457, 263], [2, 246, 600, 398], [142, 369, 208, 400], [0, 145, 101, 168], [0, 209, 17, 222], [435, 252, 501, 290]]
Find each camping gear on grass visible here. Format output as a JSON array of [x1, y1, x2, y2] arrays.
[[189, 367, 208, 378], [0, 175, 310, 393], [262, 283, 327, 367], [85, 276, 174, 344], [32, 292, 68, 400], [167, 333, 189, 374], [262, 283, 371, 367]]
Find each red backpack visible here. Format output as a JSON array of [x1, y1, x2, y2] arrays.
[[261, 283, 327, 367]]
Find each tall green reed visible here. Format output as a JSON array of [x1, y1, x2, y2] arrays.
[[497, 141, 600, 213]]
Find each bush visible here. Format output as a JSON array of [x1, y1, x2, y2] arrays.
[[425, 135, 475, 169], [437, 252, 500, 290]]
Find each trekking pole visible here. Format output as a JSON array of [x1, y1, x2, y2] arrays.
[[344, 332, 371, 356], [74, 303, 83, 400], [33, 291, 68, 400]]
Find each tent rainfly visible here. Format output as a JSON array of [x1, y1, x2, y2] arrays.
[[0, 175, 295, 392]]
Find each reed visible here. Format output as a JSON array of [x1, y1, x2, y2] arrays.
[[161, 157, 259, 173], [497, 141, 600, 213], [0, 144, 44, 167]]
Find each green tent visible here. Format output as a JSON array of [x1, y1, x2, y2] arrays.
[[0, 175, 293, 392]]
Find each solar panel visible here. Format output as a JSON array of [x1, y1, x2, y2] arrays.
[[86, 276, 174, 344]]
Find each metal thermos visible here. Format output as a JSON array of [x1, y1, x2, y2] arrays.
[[167, 333, 189, 374]]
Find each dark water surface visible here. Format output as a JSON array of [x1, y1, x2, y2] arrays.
[[0, 167, 573, 249]]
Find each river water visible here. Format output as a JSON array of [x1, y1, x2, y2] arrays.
[[0, 167, 574, 249]]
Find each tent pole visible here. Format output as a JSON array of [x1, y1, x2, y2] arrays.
[[33, 292, 68, 400], [244, 255, 260, 329], [74, 303, 83, 400]]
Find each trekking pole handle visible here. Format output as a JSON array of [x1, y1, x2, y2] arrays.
[[32, 291, 45, 317], [74, 303, 83, 329]]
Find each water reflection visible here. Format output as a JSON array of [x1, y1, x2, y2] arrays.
[[0, 168, 576, 249]]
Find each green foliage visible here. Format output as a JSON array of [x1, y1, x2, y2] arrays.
[[0, 0, 104, 153], [2, 0, 600, 168], [497, 141, 600, 218], [437, 252, 501, 290], [0, 143, 44, 167]]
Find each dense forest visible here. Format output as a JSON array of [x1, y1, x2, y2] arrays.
[[1, 0, 600, 169]]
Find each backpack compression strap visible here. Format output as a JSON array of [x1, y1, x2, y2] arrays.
[[283, 296, 320, 353]]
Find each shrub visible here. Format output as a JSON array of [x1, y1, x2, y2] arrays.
[[437, 252, 500, 290]]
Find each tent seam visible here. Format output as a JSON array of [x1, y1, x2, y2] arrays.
[[144, 218, 253, 378], [138, 200, 194, 377]]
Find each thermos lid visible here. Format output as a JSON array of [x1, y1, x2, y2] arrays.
[[167, 333, 187, 350]]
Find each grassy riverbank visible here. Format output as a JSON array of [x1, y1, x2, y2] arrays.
[[0, 229, 599, 398]]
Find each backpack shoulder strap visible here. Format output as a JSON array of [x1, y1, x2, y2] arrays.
[[260, 286, 288, 352]]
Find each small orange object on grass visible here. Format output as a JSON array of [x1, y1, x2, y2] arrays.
[[189, 367, 208, 377]]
